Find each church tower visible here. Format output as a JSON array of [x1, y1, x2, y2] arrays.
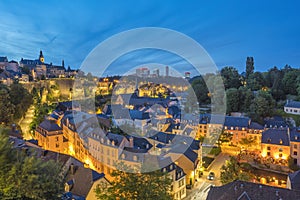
[[39, 50, 44, 63]]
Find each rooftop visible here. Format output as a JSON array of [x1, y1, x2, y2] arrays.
[[207, 180, 300, 200]]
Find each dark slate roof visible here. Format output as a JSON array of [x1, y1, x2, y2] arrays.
[[207, 180, 300, 200], [261, 128, 290, 146], [290, 128, 300, 142], [167, 105, 181, 119], [224, 116, 250, 128], [102, 104, 112, 115], [249, 122, 264, 130], [131, 137, 152, 150], [0, 56, 8, 62], [264, 116, 288, 128], [57, 101, 80, 111], [158, 158, 186, 181], [49, 113, 59, 120], [92, 171, 105, 182], [199, 114, 250, 128], [129, 109, 150, 120], [39, 120, 62, 132], [129, 96, 169, 107], [285, 100, 300, 109], [66, 166, 107, 198], [96, 114, 109, 119], [288, 170, 300, 191], [199, 113, 226, 125], [103, 132, 126, 147], [149, 131, 176, 144]]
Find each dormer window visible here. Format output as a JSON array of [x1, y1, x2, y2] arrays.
[[121, 154, 125, 159], [133, 155, 138, 161], [279, 139, 283, 145], [170, 164, 173, 170], [267, 138, 271, 143]]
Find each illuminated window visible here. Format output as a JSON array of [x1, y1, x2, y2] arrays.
[[279, 139, 283, 145]]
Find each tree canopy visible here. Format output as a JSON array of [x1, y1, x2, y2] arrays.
[[95, 163, 173, 200], [0, 129, 64, 199], [220, 156, 252, 184]]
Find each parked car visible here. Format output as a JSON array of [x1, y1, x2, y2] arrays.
[[207, 172, 215, 180]]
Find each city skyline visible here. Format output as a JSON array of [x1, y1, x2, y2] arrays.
[[0, 0, 300, 76]]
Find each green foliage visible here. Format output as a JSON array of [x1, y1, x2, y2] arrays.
[[282, 69, 300, 95], [0, 86, 15, 124], [190, 76, 210, 104], [30, 103, 56, 132], [95, 163, 172, 200], [246, 72, 266, 91], [250, 91, 275, 121], [9, 83, 33, 120], [209, 146, 221, 156], [221, 66, 242, 89], [220, 156, 252, 184], [0, 130, 64, 199], [226, 88, 240, 113]]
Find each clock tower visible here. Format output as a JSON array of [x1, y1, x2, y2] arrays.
[[39, 50, 44, 63]]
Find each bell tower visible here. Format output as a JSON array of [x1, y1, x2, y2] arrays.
[[39, 50, 44, 63]]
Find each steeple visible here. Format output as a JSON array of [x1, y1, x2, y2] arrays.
[[39, 50, 44, 63], [62, 60, 65, 68], [134, 77, 139, 97]]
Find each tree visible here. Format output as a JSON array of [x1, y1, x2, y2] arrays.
[[245, 57, 254, 79], [250, 91, 275, 121], [282, 69, 300, 95], [9, 83, 33, 120], [246, 72, 266, 91], [0, 88, 14, 124], [220, 156, 252, 184], [221, 66, 241, 89], [95, 163, 172, 200], [190, 76, 210, 104], [0, 129, 64, 199], [265, 67, 285, 100], [226, 88, 240, 114], [238, 87, 254, 113]]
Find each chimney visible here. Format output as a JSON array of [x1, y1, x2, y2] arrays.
[[42, 150, 48, 157], [70, 163, 76, 175], [129, 136, 134, 147]]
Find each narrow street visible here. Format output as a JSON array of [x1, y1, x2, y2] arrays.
[[185, 153, 230, 199], [19, 105, 35, 140]]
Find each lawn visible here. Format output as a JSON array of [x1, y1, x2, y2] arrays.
[[202, 156, 215, 168]]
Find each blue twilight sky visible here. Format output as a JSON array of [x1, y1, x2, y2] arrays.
[[0, 0, 299, 76]]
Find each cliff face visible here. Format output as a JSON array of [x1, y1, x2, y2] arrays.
[[21, 78, 74, 100]]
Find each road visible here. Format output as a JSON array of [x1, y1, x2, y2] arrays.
[[186, 153, 230, 199], [19, 105, 35, 140]]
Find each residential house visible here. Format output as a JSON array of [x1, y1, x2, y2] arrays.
[[207, 180, 300, 200], [285, 100, 300, 115], [64, 165, 109, 200], [0, 56, 8, 70], [261, 128, 290, 160], [287, 170, 300, 191], [35, 119, 67, 153], [289, 128, 300, 165]]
